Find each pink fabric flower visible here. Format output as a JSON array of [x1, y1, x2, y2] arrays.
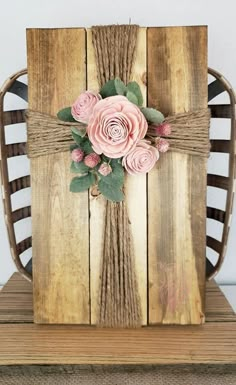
[[122, 140, 159, 175], [98, 163, 112, 176], [84, 153, 101, 168], [156, 138, 170, 153], [87, 95, 148, 158], [71, 148, 84, 162], [71, 91, 101, 123], [154, 122, 171, 136]]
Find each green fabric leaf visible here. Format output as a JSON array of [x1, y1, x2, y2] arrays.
[[100, 79, 117, 98], [98, 180, 124, 202], [127, 81, 143, 106], [70, 161, 89, 174], [141, 107, 164, 124], [99, 159, 124, 188], [114, 78, 127, 95], [57, 107, 76, 122], [70, 144, 78, 152], [81, 139, 94, 154], [126, 90, 139, 105], [70, 173, 95, 193], [71, 128, 84, 145]]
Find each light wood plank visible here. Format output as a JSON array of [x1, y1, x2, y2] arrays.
[[88, 28, 147, 324], [0, 274, 235, 323], [148, 26, 208, 324], [27, 28, 90, 324], [0, 322, 236, 365], [124, 27, 147, 325], [86, 28, 107, 325]]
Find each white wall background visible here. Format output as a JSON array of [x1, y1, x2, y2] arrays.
[[0, 0, 235, 285]]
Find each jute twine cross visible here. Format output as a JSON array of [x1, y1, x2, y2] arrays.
[[26, 25, 210, 327]]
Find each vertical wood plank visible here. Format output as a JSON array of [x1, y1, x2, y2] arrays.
[[88, 28, 147, 324], [86, 28, 107, 325], [148, 26, 207, 324], [27, 28, 90, 324], [125, 28, 147, 324]]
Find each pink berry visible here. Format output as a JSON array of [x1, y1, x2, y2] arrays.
[[155, 122, 171, 136], [98, 162, 112, 176], [156, 138, 170, 153], [84, 153, 101, 168], [71, 148, 84, 162]]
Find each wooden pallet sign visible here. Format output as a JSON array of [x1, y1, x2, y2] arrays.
[[27, 25, 208, 325]]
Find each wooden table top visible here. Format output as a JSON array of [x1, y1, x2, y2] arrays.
[[0, 273, 235, 365]]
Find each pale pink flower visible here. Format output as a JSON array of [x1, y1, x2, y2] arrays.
[[87, 95, 148, 158], [84, 153, 101, 168], [122, 140, 159, 175], [155, 122, 171, 136], [71, 91, 101, 123], [98, 163, 112, 176], [156, 138, 170, 153], [71, 148, 84, 162]]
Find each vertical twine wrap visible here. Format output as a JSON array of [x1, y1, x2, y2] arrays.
[[92, 25, 142, 327]]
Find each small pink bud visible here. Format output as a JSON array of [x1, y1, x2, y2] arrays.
[[155, 122, 171, 136], [98, 162, 112, 176], [156, 138, 170, 153], [71, 148, 84, 162], [84, 153, 101, 168]]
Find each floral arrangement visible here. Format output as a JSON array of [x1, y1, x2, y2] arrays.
[[57, 78, 171, 202]]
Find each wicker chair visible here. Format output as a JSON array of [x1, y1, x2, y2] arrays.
[[0, 68, 235, 283]]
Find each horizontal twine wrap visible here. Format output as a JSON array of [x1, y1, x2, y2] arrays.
[[26, 110, 85, 158], [26, 108, 211, 159], [26, 24, 211, 329]]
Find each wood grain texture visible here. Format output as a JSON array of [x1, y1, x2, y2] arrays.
[[123, 27, 147, 325], [87, 28, 107, 325], [27, 29, 90, 324], [148, 27, 208, 324], [1, 273, 235, 324], [0, 274, 235, 364], [0, 321, 236, 365], [88, 28, 148, 324]]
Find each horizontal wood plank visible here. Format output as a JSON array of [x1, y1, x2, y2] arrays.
[[0, 274, 235, 324], [207, 174, 229, 190], [0, 322, 236, 365]]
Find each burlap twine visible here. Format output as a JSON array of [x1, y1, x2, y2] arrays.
[[26, 25, 210, 328]]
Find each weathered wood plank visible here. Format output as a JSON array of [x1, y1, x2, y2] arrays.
[[123, 27, 147, 325], [27, 28, 90, 324], [148, 26, 208, 324], [88, 28, 148, 325], [0, 321, 236, 365], [87, 28, 107, 325], [1, 274, 235, 324]]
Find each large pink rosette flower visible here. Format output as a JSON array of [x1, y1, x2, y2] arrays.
[[122, 140, 159, 175], [71, 91, 101, 123], [87, 95, 148, 158]]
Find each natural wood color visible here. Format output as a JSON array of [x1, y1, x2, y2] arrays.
[[148, 26, 208, 324], [87, 28, 106, 325], [27, 28, 90, 324], [87, 28, 148, 325], [0, 69, 31, 282], [124, 27, 147, 325], [0, 274, 235, 364], [1, 273, 235, 324], [208, 68, 236, 279], [1, 322, 236, 365]]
